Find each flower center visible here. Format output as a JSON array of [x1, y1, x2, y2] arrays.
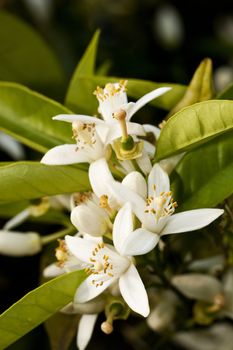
[[72, 121, 96, 149], [55, 239, 68, 267], [99, 195, 113, 215], [73, 191, 93, 206], [145, 185, 178, 222], [85, 242, 114, 287], [94, 80, 127, 102]]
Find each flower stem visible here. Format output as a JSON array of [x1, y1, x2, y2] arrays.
[[41, 226, 76, 245]]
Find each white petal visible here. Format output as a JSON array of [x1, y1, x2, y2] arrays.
[[0, 231, 41, 256], [53, 114, 104, 125], [118, 160, 135, 174], [161, 209, 224, 236], [143, 140, 155, 157], [119, 264, 150, 317], [143, 124, 161, 139], [159, 153, 185, 175], [43, 263, 66, 277], [107, 181, 146, 224], [105, 122, 145, 144], [148, 163, 170, 197], [172, 274, 223, 302], [71, 205, 108, 237], [121, 228, 159, 256], [113, 203, 133, 255], [89, 158, 118, 209], [77, 314, 98, 350], [41, 144, 92, 165], [3, 208, 30, 230], [95, 123, 111, 143], [122, 171, 147, 198], [136, 149, 152, 175], [127, 87, 172, 120], [65, 235, 96, 263], [75, 274, 114, 303]]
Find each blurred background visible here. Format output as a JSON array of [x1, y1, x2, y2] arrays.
[[0, 0, 232, 349], [1, 0, 233, 91]]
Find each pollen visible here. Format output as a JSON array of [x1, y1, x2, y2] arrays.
[[73, 191, 92, 206], [85, 242, 115, 288], [99, 195, 113, 214], [93, 80, 128, 101], [72, 121, 96, 149], [55, 239, 68, 267], [144, 186, 178, 221]]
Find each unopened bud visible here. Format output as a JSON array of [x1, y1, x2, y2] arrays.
[[0, 231, 41, 256], [101, 321, 113, 334]]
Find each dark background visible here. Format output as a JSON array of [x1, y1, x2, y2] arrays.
[[0, 0, 233, 349]]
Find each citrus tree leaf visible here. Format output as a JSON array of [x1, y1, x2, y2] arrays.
[[0, 11, 65, 98], [65, 30, 100, 111], [171, 131, 233, 210], [167, 58, 214, 117], [65, 74, 186, 115], [0, 82, 72, 153], [0, 270, 86, 349], [0, 161, 90, 203], [155, 100, 233, 161]]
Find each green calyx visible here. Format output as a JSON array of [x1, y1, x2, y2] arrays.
[[113, 137, 144, 161], [105, 296, 130, 321]]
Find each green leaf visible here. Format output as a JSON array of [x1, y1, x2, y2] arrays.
[[167, 58, 214, 117], [65, 74, 186, 115], [217, 83, 233, 100], [45, 312, 80, 350], [0, 11, 65, 98], [155, 100, 233, 161], [171, 131, 233, 210], [65, 30, 100, 111], [0, 82, 73, 153], [0, 270, 86, 349], [0, 161, 90, 203]]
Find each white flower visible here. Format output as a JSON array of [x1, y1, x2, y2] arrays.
[[41, 116, 109, 165], [94, 82, 171, 144], [43, 234, 101, 278], [65, 203, 158, 317], [108, 163, 224, 239], [0, 230, 41, 256], [77, 314, 98, 350], [70, 192, 112, 237]]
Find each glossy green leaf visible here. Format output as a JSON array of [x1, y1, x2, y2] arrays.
[[167, 58, 214, 117], [65, 74, 186, 115], [155, 100, 233, 161], [65, 30, 100, 111], [0, 161, 90, 203], [171, 131, 233, 210], [0, 270, 86, 349], [0, 11, 65, 97], [0, 82, 72, 153], [217, 83, 233, 100]]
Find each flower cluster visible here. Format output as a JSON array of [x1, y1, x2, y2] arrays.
[[39, 81, 224, 350]]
